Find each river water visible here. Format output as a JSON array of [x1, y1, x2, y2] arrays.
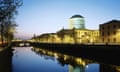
[[10, 46, 120, 72]]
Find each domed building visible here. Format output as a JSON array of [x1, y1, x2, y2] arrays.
[[33, 14, 100, 44], [69, 15, 85, 29]]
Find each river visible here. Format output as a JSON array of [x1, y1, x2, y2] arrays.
[[1, 46, 120, 72]]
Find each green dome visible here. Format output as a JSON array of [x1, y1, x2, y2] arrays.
[[70, 15, 84, 19]]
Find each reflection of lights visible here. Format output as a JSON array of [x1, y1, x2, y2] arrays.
[[64, 55, 68, 61], [35, 48, 40, 52], [75, 58, 86, 66], [47, 51, 53, 56], [82, 61, 86, 66], [42, 50, 46, 54], [54, 53, 59, 59], [86, 65, 88, 68], [33, 48, 98, 69], [75, 58, 82, 64]]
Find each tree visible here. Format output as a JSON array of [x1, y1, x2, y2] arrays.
[[3, 20, 18, 42], [0, 0, 22, 46]]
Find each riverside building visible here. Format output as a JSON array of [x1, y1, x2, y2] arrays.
[[99, 20, 120, 43], [32, 15, 100, 44]]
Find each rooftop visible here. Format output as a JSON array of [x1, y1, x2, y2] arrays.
[[70, 15, 84, 19]]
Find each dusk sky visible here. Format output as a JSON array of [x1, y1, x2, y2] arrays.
[[15, 0, 120, 39]]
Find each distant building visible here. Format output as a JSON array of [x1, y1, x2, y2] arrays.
[[32, 15, 99, 44], [99, 20, 120, 43], [57, 29, 74, 43], [34, 33, 60, 43], [69, 15, 85, 29], [57, 28, 99, 43], [33, 28, 99, 44]]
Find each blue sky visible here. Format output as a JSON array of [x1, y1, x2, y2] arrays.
[[15, 0, 120, 39]]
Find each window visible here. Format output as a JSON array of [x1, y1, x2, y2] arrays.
[[84, 32, 87, 35], [70, 35, 73, 37], [113, 31, 116, 35], [102, 32, 104, 36], [102, 38, 104, 42], [119, 25, 120, 28], [113, 25, 116, 29], [102, 27, 104, 30], [108, 32, 110, 36], [107, 26, 110, 30], [113, 38, 116, 42]]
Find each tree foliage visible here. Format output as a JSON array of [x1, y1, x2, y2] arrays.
[[0, 0, 22, 45]]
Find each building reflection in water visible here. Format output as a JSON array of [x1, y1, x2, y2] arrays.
[[0, 48, 13, 72], [32, 47, 120, 72]]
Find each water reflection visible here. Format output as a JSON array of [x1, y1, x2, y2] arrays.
[[32, 47, 120, 72], [1, 47, 120, 72], [12, 47, 68, 72]]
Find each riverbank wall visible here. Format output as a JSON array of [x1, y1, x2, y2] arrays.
[[0, 46, 13, 72]]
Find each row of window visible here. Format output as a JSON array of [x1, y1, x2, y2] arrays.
[[102, 38, 116, 42], [76, 32, 99, 35], [101, 25, 120, 30], [101, 31, 116, 36]]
